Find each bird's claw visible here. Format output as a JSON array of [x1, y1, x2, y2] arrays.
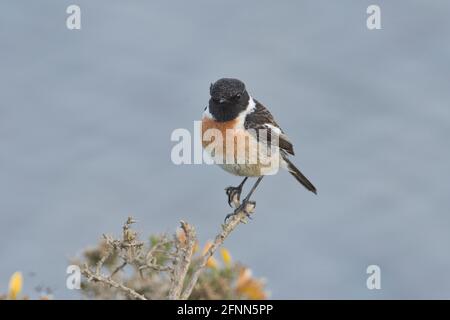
[[225, 186, 242, 208], [224, 200, 256, 223]]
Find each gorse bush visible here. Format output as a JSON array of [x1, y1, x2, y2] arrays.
[[3, 213, 267, 300], [73, 218, 267, 300]]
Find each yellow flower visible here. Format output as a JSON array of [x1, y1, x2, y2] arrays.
[[235, 268, 267, 300], [8, 271, 23, 300], [206, 257, 218, 269], [220, 248, 232, 267], [202, 241, 218, 269]]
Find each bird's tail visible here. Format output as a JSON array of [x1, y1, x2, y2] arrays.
[[283, 157, 317, 194]]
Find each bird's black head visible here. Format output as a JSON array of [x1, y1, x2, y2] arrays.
[[208, 78, 250, 122]]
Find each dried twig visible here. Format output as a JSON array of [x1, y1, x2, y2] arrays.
[[95, 244, 112, 275], [180, 201, 255, 300], [167, 221, 197, 299], [80, 217, 150, 300], [110, 262, 127, 277], [81, 264, 147, 300], [79, 197, 255, 300]]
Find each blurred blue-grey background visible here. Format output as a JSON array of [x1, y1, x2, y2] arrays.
[[1, 0, 449, 299]]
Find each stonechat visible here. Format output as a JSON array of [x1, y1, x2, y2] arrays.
[[202, 78, 316, 220]]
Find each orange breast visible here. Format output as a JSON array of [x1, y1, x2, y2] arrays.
[[201, 117, 239, 149], [201, 116, 254, 164]]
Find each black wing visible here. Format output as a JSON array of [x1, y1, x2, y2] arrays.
[[244, 100, 295, 155]]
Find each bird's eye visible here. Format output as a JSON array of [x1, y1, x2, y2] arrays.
[[235, 93, 241, 99]]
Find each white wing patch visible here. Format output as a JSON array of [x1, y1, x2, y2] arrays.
[[264, 123, 282, 135]]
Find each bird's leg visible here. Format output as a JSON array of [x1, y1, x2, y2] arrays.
[[224, 176, 264, 222], [225, 177, 248, 208]]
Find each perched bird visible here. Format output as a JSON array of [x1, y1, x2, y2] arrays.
[[202, 78, 316, 219]]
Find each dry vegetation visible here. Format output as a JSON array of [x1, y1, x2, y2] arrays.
[[3, 198, 268, 300]]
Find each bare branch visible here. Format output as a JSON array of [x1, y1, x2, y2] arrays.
[[95, 244, 112, 275], [78, 199, 256, 300], [168, 221, 197, 300], [180, 202, 255, 300], [110, 261, 127, 277], [81, 265, 148, 300]]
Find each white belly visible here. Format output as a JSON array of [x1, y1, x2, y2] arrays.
[[217, 153, 283, 177]]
